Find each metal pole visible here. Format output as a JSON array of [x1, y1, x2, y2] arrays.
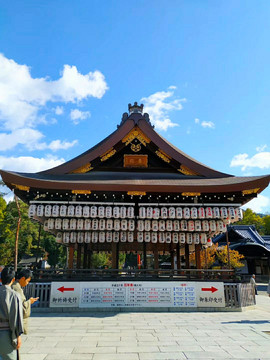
[[36, 223, 41, 266], [226, 229, 231, 269], [14, 195, 21, 272]]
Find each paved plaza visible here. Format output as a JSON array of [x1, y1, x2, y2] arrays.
[[21, 294, 270, 360]]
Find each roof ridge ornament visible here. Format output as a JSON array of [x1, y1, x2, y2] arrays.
[[119, 102, 154, 128], [128, 102, 144, 114]]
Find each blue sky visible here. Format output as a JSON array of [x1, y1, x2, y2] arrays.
[[0, 1, 270, 213]]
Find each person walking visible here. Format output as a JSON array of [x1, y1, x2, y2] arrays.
[[0, 267, 23, 360], [12, 269, 39, 335], [250, 274, 257, 295]]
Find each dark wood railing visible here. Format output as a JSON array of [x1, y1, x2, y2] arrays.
[[32, 268, 237, 282]]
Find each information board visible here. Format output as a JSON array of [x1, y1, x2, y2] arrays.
[[50, 282, 80, 307]]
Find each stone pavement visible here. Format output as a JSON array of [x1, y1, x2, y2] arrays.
[[21, 295, 270, 360]]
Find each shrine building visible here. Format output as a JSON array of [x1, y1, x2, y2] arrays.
[[1, 102, 270, 273]]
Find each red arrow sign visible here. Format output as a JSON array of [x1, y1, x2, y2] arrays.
[[201, 286, 218, 293], [57, 286, 74, 293]]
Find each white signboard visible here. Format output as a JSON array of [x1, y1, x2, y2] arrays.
[[49, 281, 225, 308], [50, 282, 80, 307], [196, 282, 225, 307], [79, 282, 197, 308]]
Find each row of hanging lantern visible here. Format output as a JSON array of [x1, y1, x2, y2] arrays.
[[44, 218, 228, 233], [29, 203, 243, 220], [56, 231, 209, 245]]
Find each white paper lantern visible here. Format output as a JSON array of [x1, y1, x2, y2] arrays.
[[43, 220, 48, 231], [92, 232, 98, 243], [195, 220, 201, 231], [205, 207, 213, 219], [48, 218, 55, 230], [216, 220, 224, 232], [84, 219, 91, 230], [235, 207, 243, 220], [99, 219, 106, 231], [37, 205, 44, 217], [193, 233, 200, 244], [90, 206, 97, 218], [183, 207, 190, 219], [98, 206, 105, 218], [200, 233, 207, 244], [176, 207, 183, 219], [70, 218, 77, 230], [113, 206, 120, 218], [70, 232, 77, 244], [146, 207, 152, 219], [120, 206, 126, 218], [209, 220, 216, 232], [228, 207, 236, 220], [152, 220, 159, 231], [85, 232, 91, 243], [188, 220, 195, 232], [63, 232, 70, 244], [213, 207, 220, 218], [120, 231, 127, 242], [179, 233, 186, 244], [55, 218, 62, 230], [207, 238, 213, 247], [60, 205, 67, 217], [106, 219, 113, 231], [114, 219, 121, 231], [92, 219, 99, 230], [28, 204, 36, 218], [56, 232, 62, 243], [172, 232, 178, 243], [52, 205, 59, 217], [144, 220, 151, 232], [127, 232, 134, 242], [159, 220, 166, 231], [62, 219, 69, 230], [106, 232, 113, 243], [99, 232, 105, 243], [44, 205, 52, 217], [153, 207, 160, 219], [77, 232, 84, 243], [144, 232, 151, 242], [220, 207, 228, 219], [137, 232, 144, 243], [186, 233, 193, 244], [202, 220, 209, 232], [166, 220, 173, 231], [151, 232, 158, 243], [168, 207, 176, 219], [165, 232, 171, 243], [128, 219, 135, 231], [136, 220, 144, 232], [121, 219, 128, 231], [191, 207, 198, 219], [67, 205, 75, 217], [106, 206, 112, 218], [77, 219, 84, 230], [139, 207, 146, 219], [158, 232, 165, 243], [75, 205, 82, 217], [173, 220, 180, 231], [161, 207, 168, 219], [198, 207, 205, 219], [83, 206, 90, 218], [127, 206, 134, 218], [180, 220, 188, 231]]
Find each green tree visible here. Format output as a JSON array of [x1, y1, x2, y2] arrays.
[[236, 208, 265, 234], [263, 215, 270, 235]]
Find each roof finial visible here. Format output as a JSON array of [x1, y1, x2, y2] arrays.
[[128, 102, 144, 114]]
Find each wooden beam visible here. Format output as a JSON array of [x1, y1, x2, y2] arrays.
[[176, 242, 181, 270], [77, 245, 82, 269], [195, 244, 202, 269], [143, 242, 147, 269], [68, 245, 74, 269], [185, 244, 190, 269]]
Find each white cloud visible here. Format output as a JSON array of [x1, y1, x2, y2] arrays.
[[0, 53, 108, 131], [256, 144, 267, 152], [54, 106, 64, 115], [0, 128, 44, 151], [141, 87, 186, 131], [33, 139, 78, 152], [0, 155, 65, 172], [230, 152, 270, 171], [242, 194, 270, 213], [201, 121, 215, 129], [70, 109, 91, 125], [195, 118, 200, 124]]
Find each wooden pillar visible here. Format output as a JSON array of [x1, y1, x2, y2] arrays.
[[176, 242, 181, 270], [112, 243, 119, 269], [68, 245, 74, 269], [154, 248, 159, 270], [83, 243, 88, 268], [170, 250, 174, 269], [185, 244, 190, 269], [87, 250, 92, 269], [195, 244, 202, 269], [77, 245, 82, 269], [143, 242, 147, 269]]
